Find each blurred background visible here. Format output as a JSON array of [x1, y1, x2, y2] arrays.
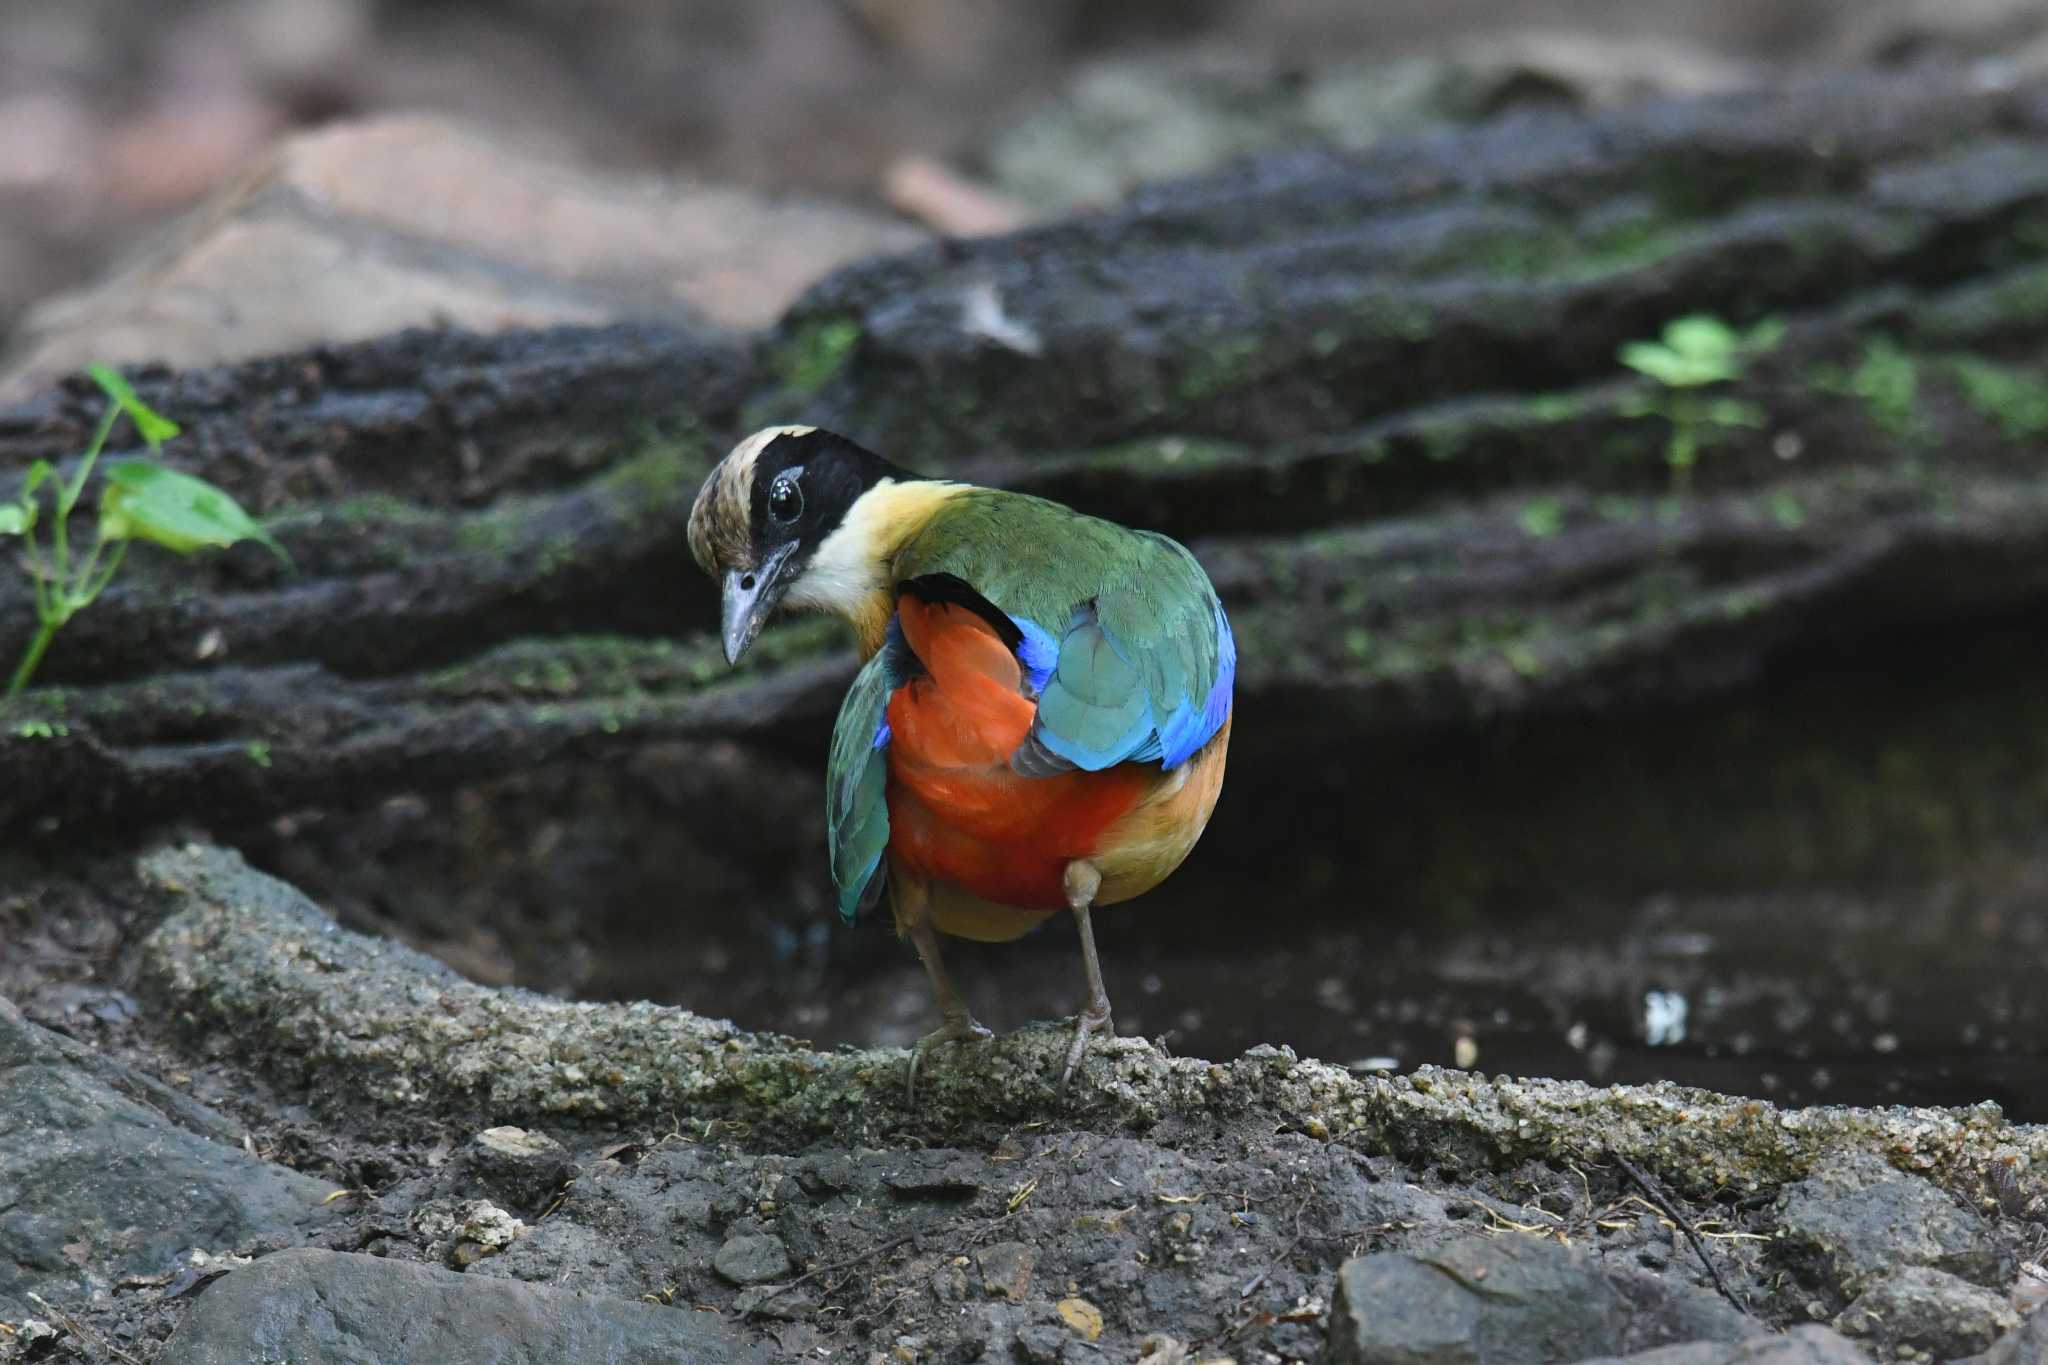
[[8, 0, 2048, 1121], [5, 0, 2046, 352]]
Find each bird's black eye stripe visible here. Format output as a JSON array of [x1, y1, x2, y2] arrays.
[[769, 471, 804, 522]]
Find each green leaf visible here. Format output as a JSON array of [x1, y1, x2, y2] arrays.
[[1620, 340, 1733, 387], [1623, 314, 1782, 390], [23, 459, 56, 496], [87, 364, 181, 449], [1663, 314, 1741, 363], [1517, 497, 1565, 539], [0, 504, 26, 536], [99, 459, 290, 563]]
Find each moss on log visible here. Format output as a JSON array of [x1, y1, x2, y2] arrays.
[[769, 76, 2048, 462], [137, 842, 2045, 1209], [2, 75, 2047, 839]]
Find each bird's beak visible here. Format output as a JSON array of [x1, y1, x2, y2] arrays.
[[721, 543, 798, 665]]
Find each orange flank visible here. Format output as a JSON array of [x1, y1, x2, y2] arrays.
[[884, 597, 1153, 913]]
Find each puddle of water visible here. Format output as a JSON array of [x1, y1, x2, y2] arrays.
[[580, 626, 2048, 1120], [609, 864, 2048, 1120]]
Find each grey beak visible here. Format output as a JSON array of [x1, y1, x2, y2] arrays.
[[720, 544, 796, 665]]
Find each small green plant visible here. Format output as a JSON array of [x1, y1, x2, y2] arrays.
[[1618, 314, 1783, 496], [2, 365, 286, 696], [1517, 496, 1566, 539]]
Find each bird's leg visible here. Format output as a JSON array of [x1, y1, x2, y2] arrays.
[[898, 878, 992, 1103], [1059, 860, 1113, 1096]]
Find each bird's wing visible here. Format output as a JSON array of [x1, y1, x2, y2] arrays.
[[1013, 532, 1235, 775], [826, 641, 896, 923], [896, 492, 1235, 777]]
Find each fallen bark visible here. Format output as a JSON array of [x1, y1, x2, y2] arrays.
[[771, 75, 2048, 461], [7, 450, 2048, 830], [0, 635, 849, 829], [137, 842, 2048, 1208]]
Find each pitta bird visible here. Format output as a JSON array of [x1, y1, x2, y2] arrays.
[[688, 426, 1234, 1095]]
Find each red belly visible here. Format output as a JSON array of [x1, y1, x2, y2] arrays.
[[883, 597, 1149, 911]]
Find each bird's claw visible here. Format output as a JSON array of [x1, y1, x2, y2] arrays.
[[1057, 1005, 1114, 1099], [905, 1017, 994, 1104]]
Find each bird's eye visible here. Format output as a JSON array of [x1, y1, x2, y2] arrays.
[[769, 475, 803, 522]]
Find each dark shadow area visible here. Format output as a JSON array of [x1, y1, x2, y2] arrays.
[[234, 610, 2048, 1119]]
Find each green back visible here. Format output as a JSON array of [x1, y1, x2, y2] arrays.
[[825, 487, 1234, 918]]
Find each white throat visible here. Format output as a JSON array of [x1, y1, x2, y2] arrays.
[[782, 478, 906, 615]]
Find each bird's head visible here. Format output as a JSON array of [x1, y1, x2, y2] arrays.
[[688, 425, 916, 664]]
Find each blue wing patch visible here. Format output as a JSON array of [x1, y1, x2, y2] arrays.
[[1012, 595, 1234, 777], [1012, 615, 1059, 694]]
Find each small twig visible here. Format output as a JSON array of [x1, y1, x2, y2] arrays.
[[1611, 1156, 1749, 1314], [1238, 1190, 1315, 1302], [1178, 1183, 1322, 1355], [24, 1293, 145, 1365], [744, 1230, 922, 1311]]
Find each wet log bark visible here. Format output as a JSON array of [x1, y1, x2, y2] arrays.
[[138, 841, 2048, 1207], [4, 73, 2048, 835]]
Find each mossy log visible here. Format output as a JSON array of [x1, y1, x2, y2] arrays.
[[771, 73, 2048, 462], [139, 842, 2046, 1208], [4, 74, 2048, 835]]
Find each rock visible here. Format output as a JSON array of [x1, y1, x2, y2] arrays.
[[1831, 1265, 2018, 1359], [154, 1247, 767, 1363], [413, 1199, 525, 1269], [1016, 1321, 1070, 1363], [976, 1241, 1037, 1302], [713, 1233, 792, 1286], [1325, 1234, 1754, 1365], [729, 1283, 816, 1321], [1774, 1153, 2003, 1300], [460, 1126, 572, 1213], [1954, 1298, 2048, 1364], [0, 994, 335, 1318], [1574, 1325, 1871, 1363], [14, 1318, 60, 1348], [0, 113, 923, 399], [880, 1149, 989, 1199]]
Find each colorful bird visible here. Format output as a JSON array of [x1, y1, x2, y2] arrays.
[[688, 426, 1234, 1095]]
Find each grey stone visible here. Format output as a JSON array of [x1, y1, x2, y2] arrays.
[[713, 1233, 792, 1286], [976, 1240, 1037, 1301], [156, 1247, 766, 1364], [0, 995, 335, 1318], [1953, 1299, 2048, 1365], [1775, 1153, 2002, 1298], [1573, 1325, 1871, 1363], [1326, 1233, 1754, 1365], [1017, 1322, 1069, 1364], [458, 1125, 573, 1213], [14, 1318, 60, 1347], [730, 1283, 815, 1320], [1832, 1265, 2017, 1358], [880, 1149, 989, 1199]]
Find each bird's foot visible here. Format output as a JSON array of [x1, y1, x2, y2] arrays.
[[905, 1016, 994, 1104], [1058, 1004, 1114, 1098]]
